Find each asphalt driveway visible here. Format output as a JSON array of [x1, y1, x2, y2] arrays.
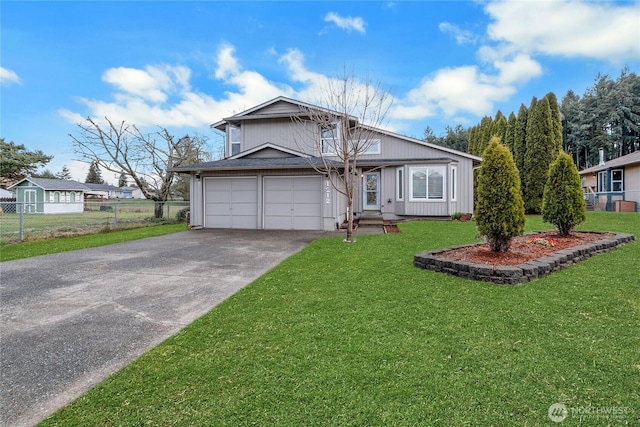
[[0, 229, 329, 427]]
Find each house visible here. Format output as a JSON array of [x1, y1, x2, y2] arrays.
[[8, 177, 88, 213], [173, 97, 482, 231], [84, 183, 124, 199], [579, 150, 640, 212]]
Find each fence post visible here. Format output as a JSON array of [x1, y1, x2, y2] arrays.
[[167, 202, 170, 221], [113, 203, 118, 227], [19, 202, 24, 241]]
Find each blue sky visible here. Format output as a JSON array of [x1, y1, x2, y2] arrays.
[[2, 1, 639, 182]]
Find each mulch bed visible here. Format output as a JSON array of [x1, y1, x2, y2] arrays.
[[438, 231, 615, 266]]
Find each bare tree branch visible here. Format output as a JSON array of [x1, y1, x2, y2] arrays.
[[292, 71, 391, 242], [70, 117, 209, 218]]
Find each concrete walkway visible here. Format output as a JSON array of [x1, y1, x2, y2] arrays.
[[0, 229, 330, 427]]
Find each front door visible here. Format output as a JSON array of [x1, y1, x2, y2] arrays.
[[363, 171, 380, 210], [24, 189, 37, 213]]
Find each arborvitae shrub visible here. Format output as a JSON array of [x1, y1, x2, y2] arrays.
[[542, 152, 586, 235], [475, 137, 526, 252]]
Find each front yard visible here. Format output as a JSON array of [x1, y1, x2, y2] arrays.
[[39, 212, 639, 426]]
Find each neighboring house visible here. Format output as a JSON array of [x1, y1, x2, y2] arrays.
[[173, 97, 481, 231], [8, 177, 88, 213], [120, 186, 135, 199], [117, 186, 146, 199], [579, 150, 640, 212], [84, 183, 124, 199]]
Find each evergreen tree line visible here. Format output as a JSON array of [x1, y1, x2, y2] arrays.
[[560, 68, 639, 169], [467, 92, 563, 214]]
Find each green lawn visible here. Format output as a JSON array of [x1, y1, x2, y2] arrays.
[[0, 223, 187, 262], [39, 212, 639, 426], [0, 200, 188, 244]]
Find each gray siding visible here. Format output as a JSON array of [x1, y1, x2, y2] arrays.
[[242, 119, 317, 153]]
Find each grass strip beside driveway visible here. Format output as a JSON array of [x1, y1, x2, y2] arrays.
[[0, 223, 187, 262], [39, 212, 640, 426]]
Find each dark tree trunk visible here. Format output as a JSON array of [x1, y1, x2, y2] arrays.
[[154, 201, 164, 219]]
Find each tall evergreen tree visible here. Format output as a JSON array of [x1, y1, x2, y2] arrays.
[[85, 160, 104, 184], [545, 92, 563, 153], [524, 96, 558, 213], [504, 112, 517, 154], [118, 172, 128, 187], [0, 138, 53, 182], [475, 137, 525, 252], [491, 115, 507, 144], [477, 116, 493, 155], [440, 124, 469, 152], [467, 125, 478, 155], [560, 90, 582, 165], [56, 165, 72, 180], [513, 103, 529, 192]]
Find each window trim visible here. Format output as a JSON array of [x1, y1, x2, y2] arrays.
[[320, 123, 340, 155], [611, 169, 624, 192], [409, 166, 447, 202], [396, 167, 404, 201], [228, 125, 241, 156], [450, 166, 457, 202], [597, 171, 608, 192], [357, 138, 381, 155]]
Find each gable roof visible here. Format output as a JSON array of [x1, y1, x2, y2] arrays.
[[211, 96, 357, 131], [8, 177, 90, 191], [228, 142, 310, 159], [579, 150, 640, 175], [212, 96, 481, 164]]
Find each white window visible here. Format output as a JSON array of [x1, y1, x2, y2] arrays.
[[410, 166, 446, 201], [360, 139, 381, 155], [321, 123, 339, 154], [451, 166, 457, 201], [70, 192, 76, 203], [612, 169, 623, 192], [597, 171, 608, 192], [229, 125, 241, 156], [53, 192, 60, 203], [396, 167, 404, 201]]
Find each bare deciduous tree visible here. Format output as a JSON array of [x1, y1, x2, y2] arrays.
[[70, 117, 208, 218], [293, 73, 391, 242]]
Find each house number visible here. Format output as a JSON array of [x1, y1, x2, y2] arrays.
[[324, 179, 331, 204]]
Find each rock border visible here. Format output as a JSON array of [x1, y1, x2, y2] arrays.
[[414, 232, 635, 285]]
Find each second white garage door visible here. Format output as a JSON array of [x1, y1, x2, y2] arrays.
[[264, 176, 322, 230]]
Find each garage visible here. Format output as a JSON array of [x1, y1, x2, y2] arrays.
[[204, 177, 258, 228], [264, 176, 322, 230]]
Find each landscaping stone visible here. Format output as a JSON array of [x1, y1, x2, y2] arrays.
[[414, 232, 635, 285]]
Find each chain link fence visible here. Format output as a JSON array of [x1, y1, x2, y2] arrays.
[[0, 200, 189, 244]]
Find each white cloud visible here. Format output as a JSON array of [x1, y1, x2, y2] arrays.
[[494, 53, 543, 85], [215, 44, 240, 79], [393, 66, 516, 120], [439, 22, 476, 45], [485, 0, 640, 62], [102, 65, 190, 103], [1, 67, 22, 86], [60, 45, 294, 129], [324, 12, 366, 34]]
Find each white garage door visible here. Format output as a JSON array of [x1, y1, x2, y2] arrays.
[[264, 176, 322, 230], [204, 177, 258, 228]]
